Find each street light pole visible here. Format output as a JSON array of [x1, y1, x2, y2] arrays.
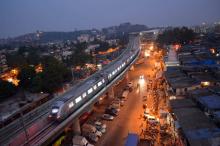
[[20, 112, 30, 146], [71, 66, 74, 82]]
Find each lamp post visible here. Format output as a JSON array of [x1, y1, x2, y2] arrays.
[[20, 111, 30, 146], [71, 66, 74, 82]]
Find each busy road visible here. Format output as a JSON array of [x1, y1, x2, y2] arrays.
[[67, 42, 174, 146]]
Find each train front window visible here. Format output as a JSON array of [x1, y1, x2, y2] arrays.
[[51, 107, 59, 114]]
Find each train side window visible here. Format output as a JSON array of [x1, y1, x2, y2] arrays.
[[108, 73, 112, 79], [75, 96, 82, 103], [88, 88, 93, 94], [69, 102, 74, 108], [93, 85, 97, 90], [82, 92, 86, 98], [98, 81, 102, 87]]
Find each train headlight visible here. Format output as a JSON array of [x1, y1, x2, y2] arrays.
[[52, 108, 59, 114]]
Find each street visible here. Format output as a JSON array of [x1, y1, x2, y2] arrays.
[[85, 47, 160, 146], [84, 43, 174, 146]]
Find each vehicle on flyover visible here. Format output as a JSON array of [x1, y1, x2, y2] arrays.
[[48, 37, 140, 121]]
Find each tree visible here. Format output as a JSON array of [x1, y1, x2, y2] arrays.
[[30, 74, 43, 93], [66, 43, 92, 67], [18, 66, 36, 90], [40, 56, 71, 93], [6, 54, 27, 68], [0, 79, 17, 100], [157, 27, 195, 46]]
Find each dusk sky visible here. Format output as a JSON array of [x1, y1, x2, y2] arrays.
[[0, 0, 220, 38]]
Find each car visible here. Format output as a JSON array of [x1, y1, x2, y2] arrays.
[[82, 124, 102, 138], [105, 108, 118, 116], [143, 96, 147, 101], [94, 121, 107, 129], [72, 136, 94, 146], [128, 82, 133, 87], [140, 75, 144, 79], [95, 125, 106, 133], [121, 90, 129, 99], [126, 82, 133, 92], [113, 98, 124, 106], [111, 102, 120, 108], [102, 114, 114, 120], [82, 132, 99, 143], [108, 105, 120, 112]]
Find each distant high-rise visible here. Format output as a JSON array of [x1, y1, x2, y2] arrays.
[[0, 51, 8, 74]]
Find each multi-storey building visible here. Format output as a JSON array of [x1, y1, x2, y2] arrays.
[[0, 52, 8, 74]]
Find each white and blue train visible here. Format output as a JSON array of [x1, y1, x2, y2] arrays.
[[49, 37, 140, 121]]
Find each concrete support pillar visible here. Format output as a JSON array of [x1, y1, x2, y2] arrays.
[[72, 118, 81, 135], [107, 87, 115, 98], [125, 72, 129, 84]]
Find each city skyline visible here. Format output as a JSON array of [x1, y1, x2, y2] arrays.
[[0, 0, 220, 38]]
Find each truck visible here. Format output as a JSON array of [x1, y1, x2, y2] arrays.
[[124, 133, 139, 146]]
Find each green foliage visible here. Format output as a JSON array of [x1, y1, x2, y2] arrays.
[[40, 56, 71, 93], [95, 42, 110, 52], [157, 27, 195, 46], [66, 43, 92, 67], [6, 54, 27, 68], [18, 65, 36, 89], [6, 46, 41, 68], [30, 74, 43, 93], [0, 79, 17, 99]]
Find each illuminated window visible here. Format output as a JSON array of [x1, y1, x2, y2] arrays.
[[82, 92, 86, 98], [108, 73, 112, 79], [88, 88, 93, 94], [75, 96, 82, 103], [102, 79, 105, 83], [93, 85, 97, 90], [69, 102, 74, 108], [98, 81, 102, 87]]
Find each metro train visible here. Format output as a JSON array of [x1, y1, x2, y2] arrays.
[[48, 37, 140, 121]]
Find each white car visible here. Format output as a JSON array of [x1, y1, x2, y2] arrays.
[[128, 82, 133, 88], [94, 123, 106, 133], [95, 130, 102, 137], [102, 114, 114, 120], [95, 121, 107, 129]]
